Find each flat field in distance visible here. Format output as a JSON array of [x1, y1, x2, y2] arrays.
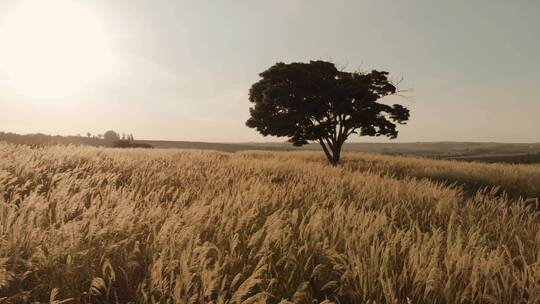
[[141, 140, 540, 164], [1, 142, 540, 303]]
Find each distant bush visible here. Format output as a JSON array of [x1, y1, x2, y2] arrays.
[[103, 130, 121, 142]]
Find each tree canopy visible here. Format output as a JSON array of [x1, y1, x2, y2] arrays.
[[246, 60, 410, 165]]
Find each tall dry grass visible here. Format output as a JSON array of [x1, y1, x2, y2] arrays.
[[0, 143, 539, 303]]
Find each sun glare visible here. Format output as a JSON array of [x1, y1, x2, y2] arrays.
[[0, 0, 115, 99]]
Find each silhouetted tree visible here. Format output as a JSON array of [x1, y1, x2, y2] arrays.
[[103, 130, 120, 142], [86, 132, 92, 138], [247, 60, 410, 165]]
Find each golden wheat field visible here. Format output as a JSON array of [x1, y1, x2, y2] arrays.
[[1, 142, 540, 303]]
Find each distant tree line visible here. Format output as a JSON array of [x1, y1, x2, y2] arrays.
[[0, 131, 152, 149], [0, 131, 105, 147]]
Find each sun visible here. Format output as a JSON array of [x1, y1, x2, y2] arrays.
[[0, 0, 115, 99]]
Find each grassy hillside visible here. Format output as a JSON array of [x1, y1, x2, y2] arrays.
[[1, 143, 539, 303]]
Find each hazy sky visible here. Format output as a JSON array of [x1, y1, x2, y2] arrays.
[[0, 0, 539, 143]]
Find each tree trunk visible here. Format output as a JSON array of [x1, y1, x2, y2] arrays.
[[318, 139, 342, 166], [332, 145, 341, 165], [318, 139, 334, 165]]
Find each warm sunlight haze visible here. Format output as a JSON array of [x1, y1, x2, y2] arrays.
[[0, 0, 114, 99], [0, 1, 538, 142]]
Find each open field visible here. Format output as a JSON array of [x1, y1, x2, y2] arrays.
[[445, 153, 540, 164], [1, 143, 540, 303], [3, 132, 540, 164], [140, 141, 540, 164]]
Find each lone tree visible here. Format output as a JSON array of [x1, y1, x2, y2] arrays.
[[246, 60, 410, 165]]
